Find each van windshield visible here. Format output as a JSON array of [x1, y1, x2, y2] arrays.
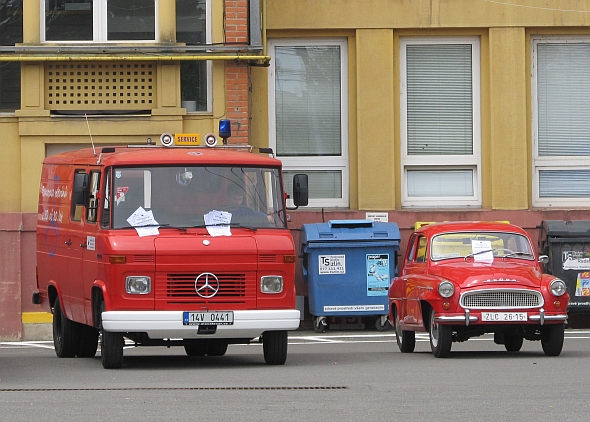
[[108, 165, 286, 229]]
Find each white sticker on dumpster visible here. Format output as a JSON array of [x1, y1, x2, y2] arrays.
[[324, 305, 385, 312], [319, 255, 346, 274]]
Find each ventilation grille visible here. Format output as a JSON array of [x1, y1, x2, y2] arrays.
[[461, 289, 543, 309], [45, 62, 155, 110]]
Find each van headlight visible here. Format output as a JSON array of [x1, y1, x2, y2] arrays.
[[126, 276, 152, 294], [549, 279, 567, 297], [261, 276, 283, 294], [438, 280, 455, 298]]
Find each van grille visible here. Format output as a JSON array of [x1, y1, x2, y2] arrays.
[[460, 289, 543, 309], [156, 273, 253, 305]]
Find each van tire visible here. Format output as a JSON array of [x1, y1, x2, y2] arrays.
[[100, 302, 124, 369], [53, 297, 80, 358], [77, 323, 99, 357], [206, 342, 228, 357], [263, 331, 288, 365], [184, 342, 208, 356]]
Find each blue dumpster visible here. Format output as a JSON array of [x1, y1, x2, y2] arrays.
[[299, 220, 400, 332]]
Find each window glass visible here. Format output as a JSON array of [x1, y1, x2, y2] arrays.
[[401, 38, 481, 207], [0, 0, 22, 112], [180, 61, 208, 112], [407, 170, 474, 197], [42, 0, 155, 42], [87, 171, 101, 223], [269, 39, 349, 208], [533, 38, 590, 205], [176, 0, 206, 44], [415, 236, 428, 263], [45, 0, 93, 41], [107, 0, 155, 41]]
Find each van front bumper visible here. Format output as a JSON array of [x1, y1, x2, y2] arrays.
[[101, 309, 300, 339]]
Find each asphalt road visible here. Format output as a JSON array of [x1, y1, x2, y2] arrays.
[[1, 330, 589, 422]]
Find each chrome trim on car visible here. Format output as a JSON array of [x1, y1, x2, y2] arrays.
[[529, 313, 568, 324], [434, 314, 479, 324]]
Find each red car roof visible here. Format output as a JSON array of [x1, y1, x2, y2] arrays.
[[416, 221, 530, 237]]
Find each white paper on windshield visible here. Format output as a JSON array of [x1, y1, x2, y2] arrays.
[[204, 210, 232, 237], [471, 240, 493, 264], [127, 206, 160, 237]]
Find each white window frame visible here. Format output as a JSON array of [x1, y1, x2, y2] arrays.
[[41, 0, 159, 43], [532, 36, 590, 207], [400, 37, 482, 208], [268, 38, 349, 208]]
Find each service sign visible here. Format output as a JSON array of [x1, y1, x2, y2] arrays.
[[175, 133, 200, 146]]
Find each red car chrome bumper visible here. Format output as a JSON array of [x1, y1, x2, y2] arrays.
[[434, 308, 568, 326]]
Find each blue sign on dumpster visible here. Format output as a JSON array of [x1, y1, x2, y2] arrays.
[[299, 220, 400, 332]]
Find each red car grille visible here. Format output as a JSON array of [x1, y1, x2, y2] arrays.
[[156, 273, 253, 305], [461, 289, 543, 309]]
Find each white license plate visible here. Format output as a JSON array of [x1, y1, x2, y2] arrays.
[[481, 312, 527, 322], [183, 311, 234, 326]]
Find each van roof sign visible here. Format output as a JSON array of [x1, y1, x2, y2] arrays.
[[174, 133, 200, 146]]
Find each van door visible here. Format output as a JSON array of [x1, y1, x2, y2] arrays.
[[81, 170, 102, 325], [65, 169, 89, 322]]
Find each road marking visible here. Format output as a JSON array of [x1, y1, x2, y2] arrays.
[[1, 331, 587, 349]]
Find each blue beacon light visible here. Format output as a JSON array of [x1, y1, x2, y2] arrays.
[[219, 119, 232, 145]]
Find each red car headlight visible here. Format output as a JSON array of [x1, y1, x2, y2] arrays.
[[438, 280, 455, 298], [549, 279, 567, 297]]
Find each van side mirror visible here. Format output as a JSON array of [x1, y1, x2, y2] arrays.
[[538, 255, 549, 265], [292, 174, 309, 207], [73, 172, 90, 207]]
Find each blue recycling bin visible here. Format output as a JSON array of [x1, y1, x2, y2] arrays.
[[299, 220, 400, 332]]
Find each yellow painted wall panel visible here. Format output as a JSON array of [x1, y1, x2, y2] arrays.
[[266, 0, 590, 30], [0, 119, 22, 213], [356, 29, 395, 210], [488, 27, 528, 210]]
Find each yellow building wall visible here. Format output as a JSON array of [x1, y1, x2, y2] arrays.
[[259, 0, 590, 211], [488, 27, 528, 210], [356, 29, 395, 211]]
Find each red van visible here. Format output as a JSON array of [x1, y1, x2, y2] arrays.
[[34, 139, 308, 368]]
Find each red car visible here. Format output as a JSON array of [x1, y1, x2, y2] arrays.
[[388, 221, 569, 357]]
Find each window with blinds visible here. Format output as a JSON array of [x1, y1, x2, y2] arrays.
[[269, 39, 349, 208], [533, 38, 590, 206], [401, 37, 481, 207]]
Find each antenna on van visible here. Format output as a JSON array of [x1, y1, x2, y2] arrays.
[[85, 113, 96, 156]]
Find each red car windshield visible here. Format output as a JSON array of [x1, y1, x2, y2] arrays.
[[430, 232, 534, 261]]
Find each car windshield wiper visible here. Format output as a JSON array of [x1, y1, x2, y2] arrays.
[[464, 249, 493, 260], [176, 222, 258, 232], [504, 251, 534, 258]]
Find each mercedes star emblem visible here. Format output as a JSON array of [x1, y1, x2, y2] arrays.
[[194, 272, 220, 298]]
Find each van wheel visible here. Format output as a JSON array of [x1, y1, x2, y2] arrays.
[[263, 331, 288, 365], [100, 302, 124, 369], [53, 297, 80, 358], [207, 342, 228, 357], [184, 342, 208, 357], [77, 323, 99, 357]]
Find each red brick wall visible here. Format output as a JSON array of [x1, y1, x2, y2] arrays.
[[225, 0, 250, 144]]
